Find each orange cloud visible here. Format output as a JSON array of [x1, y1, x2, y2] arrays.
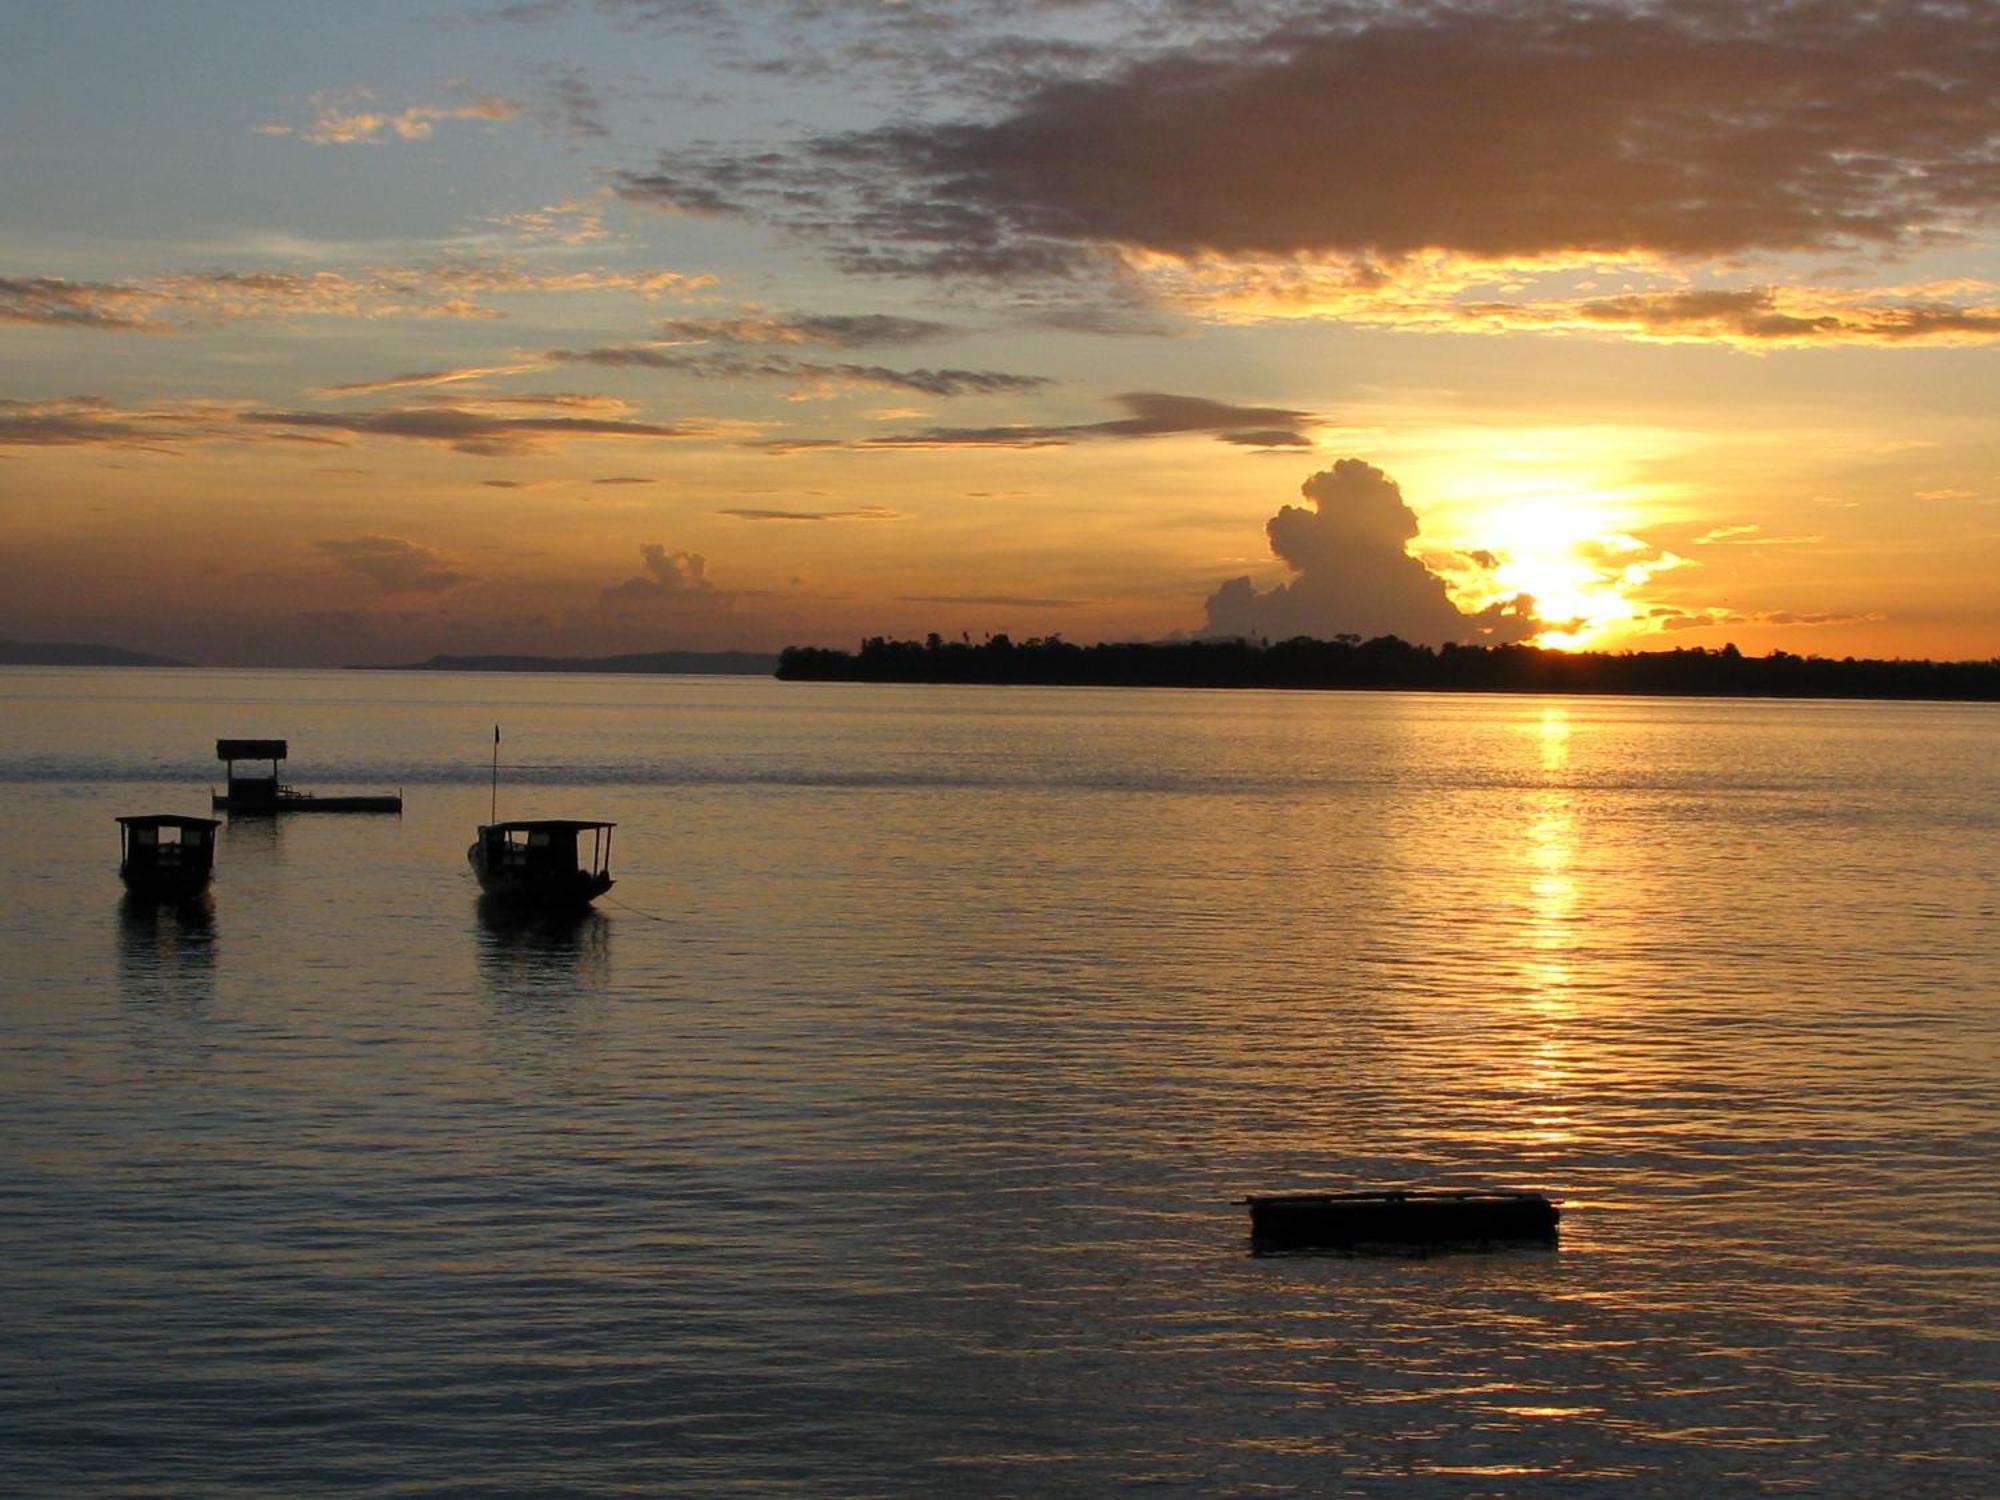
[[258, 88, 521, 145]]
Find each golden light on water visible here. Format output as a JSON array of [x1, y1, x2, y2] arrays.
[[1520, 706, 1580, 1148]]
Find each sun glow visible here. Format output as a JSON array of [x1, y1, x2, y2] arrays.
[[1427, 457, 1688, 650]]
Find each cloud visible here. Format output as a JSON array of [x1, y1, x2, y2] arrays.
[[758, 390, 1316, 451], [687, 2, 2000, 271], [1654, 606, 1885, 632], [653, 312, 956, 348], [1446, 284, 2000, 349], [258, 87, 522, 145], [1202, 460, 1540, 646], [0, 396, 235, 452], [3, 261, 712, 333], [522, 65, 611, 138], [0, 277, 168, 332], [608, 3, 2000, 351], [487, 195, 612, 245], [240, 404, 717, 456], [314, 363, 542, 395], [599, 543, 720, 607], [316, 536, 468, 593], [719, 505, 904, 522], [545, 342, 1049, 397]]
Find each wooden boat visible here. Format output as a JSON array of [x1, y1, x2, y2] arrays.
[[117, 814, 220, 898], [1242, 1188, 1560, 1254], [211, 738, 401, 813], [469, 820, 615, 910]]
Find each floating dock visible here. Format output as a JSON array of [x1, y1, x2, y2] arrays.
[[211, 739, 402, 813], [1242, 1189, 1560, 1254]]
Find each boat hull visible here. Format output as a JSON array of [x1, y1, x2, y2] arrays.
[[468, 844, 613, 910], [119, 865, 214, 900]]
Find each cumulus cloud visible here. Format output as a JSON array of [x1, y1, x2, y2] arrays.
[[599, 543, 720, 607], [1203, 460, 1540, 646], [758, 389, 1316, 451], [545, 342, 1048, 397], [316, 536, 468, 593]]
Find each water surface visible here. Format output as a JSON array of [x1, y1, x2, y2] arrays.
[[1, 668, 1994, 1495]]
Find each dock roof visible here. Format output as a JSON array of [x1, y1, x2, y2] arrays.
[[217, 738, 286, 760]]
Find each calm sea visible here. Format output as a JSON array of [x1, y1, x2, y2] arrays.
[[1, 667, 1994, 1497]]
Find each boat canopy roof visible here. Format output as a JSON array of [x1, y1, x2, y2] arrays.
[[480, 819, 615, 833], [217, 738, 287, 760], [117, 814, 222, 830]]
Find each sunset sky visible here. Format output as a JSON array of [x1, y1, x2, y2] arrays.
[[4, 0, 1998, 666]]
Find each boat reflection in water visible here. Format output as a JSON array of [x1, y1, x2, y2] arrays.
[[475, 896, 610, 1020], [117, 889, 216, 1021]]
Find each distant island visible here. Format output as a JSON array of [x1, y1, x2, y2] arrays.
[[0, 638, 185, 668], [777, 634, 2000, 701], [381, 649, 780, 676]]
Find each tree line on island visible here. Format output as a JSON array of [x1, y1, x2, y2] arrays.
[[776, 633, 2000, 701]]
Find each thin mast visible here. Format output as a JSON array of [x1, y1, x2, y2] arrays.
[[491, 724, 500, 823]]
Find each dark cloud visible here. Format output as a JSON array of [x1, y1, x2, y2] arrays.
[[759, 390, 1315, 451], [611, 169, 740, 216], [654, 312, 956, 347], [720, 505, 903, 522], [0, 396, 216, 452], [316, 536, 468, 593], [524, 63, 612, 138], [1203, 460, 1540, 646], [593, 475, 656, 484], [239, 405, 712, 456], [546, 343, 1048, 396], [641, 1, 2000, 273]]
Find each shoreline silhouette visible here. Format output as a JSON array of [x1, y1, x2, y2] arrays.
[[777, 634, 2000, 701]]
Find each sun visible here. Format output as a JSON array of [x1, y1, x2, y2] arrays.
[[1438, 490, 1683, 651]]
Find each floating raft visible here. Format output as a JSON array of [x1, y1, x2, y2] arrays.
[[211, 738, 401, 813], [1242, 1189, 1560, 1254]]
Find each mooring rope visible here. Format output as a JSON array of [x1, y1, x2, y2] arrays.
[[603, 890, 674, 923]]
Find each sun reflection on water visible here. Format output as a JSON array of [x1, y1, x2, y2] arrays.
[[1519, 706, 1580, 1147]]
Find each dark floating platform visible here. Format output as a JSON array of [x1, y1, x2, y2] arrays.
[[211, 738, 402, 814], [1242, 1189, 1561, 1255]]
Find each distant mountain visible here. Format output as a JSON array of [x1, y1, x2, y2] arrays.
[[381, 650, 780, 676], [0, 638, 185, 667]]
